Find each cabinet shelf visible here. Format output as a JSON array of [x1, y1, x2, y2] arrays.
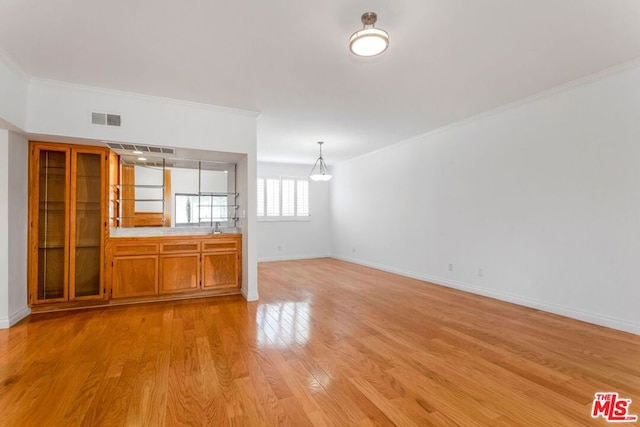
[[111, 184, 165, 189], [38, 209, 66, 213], [198, 192, 239, 197], [75, 243, 101, 248], [39, 165, 66, 170], [110, 198, 164, 202]]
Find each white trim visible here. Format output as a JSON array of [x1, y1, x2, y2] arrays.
[[30, 78, 260, 118], [332, 255, 640, 336], [258, 254, 331, 263], [0, 305, 31, 329], [241, 287, 259, 301], [0, 48, 31, 81], [344, 57, 640, 165]]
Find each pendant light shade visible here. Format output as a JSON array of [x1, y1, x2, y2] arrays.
[[349, 12, 389, 57], [309, 141, 332, 181]]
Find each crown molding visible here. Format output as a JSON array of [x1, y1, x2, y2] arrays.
[[29, 77, 261, 118], [346, 56, 640, 165]]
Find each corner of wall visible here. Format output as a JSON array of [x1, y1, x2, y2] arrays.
[[241, 287, 259, 302], [0, 54, 28, 131], [0, 306, 31, 329]]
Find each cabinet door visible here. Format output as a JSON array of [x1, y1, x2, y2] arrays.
[[160, 254, 200, 294], [31, 145, 70, 304], [112, 256, 158, 298], [69, 149, 106, 300], [202, 251, 238, 289]]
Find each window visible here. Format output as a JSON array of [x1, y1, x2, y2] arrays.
[[257, 177, 310, 220], [265, 178, 280, 217], [175, 193, 228, 226]]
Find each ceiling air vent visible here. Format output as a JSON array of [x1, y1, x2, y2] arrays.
[[105, 142, 175, 155], [91, 112, 121, 127]]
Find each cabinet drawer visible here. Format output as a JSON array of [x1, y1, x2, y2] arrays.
[[202, 239, 238, 252], [111, 242, 159, 256], [160, 241, 200, 253]]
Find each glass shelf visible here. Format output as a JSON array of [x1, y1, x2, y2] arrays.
[[111, 184, 165, 189]]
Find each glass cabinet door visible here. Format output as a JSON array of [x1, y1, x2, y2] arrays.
[[70, 150, 104, 299], [36, 148, 69, 302]]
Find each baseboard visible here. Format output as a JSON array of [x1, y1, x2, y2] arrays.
[[242, 287, 259, 302], [0, 305, 31, 329], [332, 255, 640, 336], [258, 253, 331, 263]]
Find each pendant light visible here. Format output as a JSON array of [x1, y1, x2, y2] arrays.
[[309, 141, 332, 182], [349, 12, 389, 57]]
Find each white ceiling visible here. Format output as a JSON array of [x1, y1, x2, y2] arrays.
[[1, 0, 640, 164]]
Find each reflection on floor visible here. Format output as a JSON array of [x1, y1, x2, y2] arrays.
[[256, 301, 310, 348]]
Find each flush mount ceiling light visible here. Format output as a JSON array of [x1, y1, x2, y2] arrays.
[[349, 12, 389, 57], [309, 141, 332, 181]]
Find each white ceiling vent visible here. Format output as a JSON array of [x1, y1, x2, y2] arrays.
[[92, 112, 121, 127], [105, 142, 175, 155]]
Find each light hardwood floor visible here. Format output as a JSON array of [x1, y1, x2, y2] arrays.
[[1, 258, 639, 426]]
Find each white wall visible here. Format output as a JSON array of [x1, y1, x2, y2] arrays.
[[0, 55, 28, 131], [27, 79, 257, 152], [257, 162, 331, 262], [0, 130, 30, 328], [7, 132, 29, 323], [134, 165, 164, 212], [0, 130, 8, 325], [331, 63, 640, 335], [238, 154, 258, 300]]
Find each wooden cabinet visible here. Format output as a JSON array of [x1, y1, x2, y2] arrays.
[[202, 238, 240, 289], [112, 256, 158, 298], [107, 234, 241, 301], [159, 241, 200, 294], [160, 255, 199, 293], [29, 142, 108, 305]]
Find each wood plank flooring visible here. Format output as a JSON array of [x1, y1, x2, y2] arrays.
[[1, 258, 639, 426]]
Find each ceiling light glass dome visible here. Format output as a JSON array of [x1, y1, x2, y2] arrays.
[[349, 12, 389, 57]]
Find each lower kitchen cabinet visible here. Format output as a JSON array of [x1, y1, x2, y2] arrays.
[[203, 252, 239, 289], [112, 255, 158, 298], [106, 234, 241, 302], [160, 254, 200, 294]]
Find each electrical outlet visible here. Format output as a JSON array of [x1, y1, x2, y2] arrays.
[[478, 268, 484, 277], [448, 263, 454, 272], [277, 246, 282, 251], [352, 247, 356, 253]]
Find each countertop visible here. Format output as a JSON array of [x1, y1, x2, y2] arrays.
[[109, 226, 241, 237]]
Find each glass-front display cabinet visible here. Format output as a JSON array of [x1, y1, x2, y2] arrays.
[[29, 142, 108, 305]]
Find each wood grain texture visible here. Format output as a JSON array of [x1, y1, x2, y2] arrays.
[[202, 252, 238, 289], [2, 258, 639, 426], [112, 255, 159, 298], [120, 164, 135, 228], [160, 254, 200, 294]]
